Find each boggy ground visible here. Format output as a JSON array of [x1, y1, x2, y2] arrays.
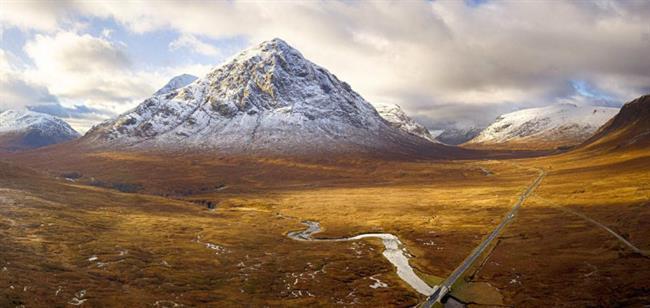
[[470, 147, 650, 307], [0, 147, 648, 307]]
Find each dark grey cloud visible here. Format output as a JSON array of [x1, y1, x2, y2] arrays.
[[27, 102, 112, 119], [0, 73, 58, 110]]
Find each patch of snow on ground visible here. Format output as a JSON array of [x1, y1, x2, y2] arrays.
[[68, 290, 87, 306], [369, 276, 388, 289]]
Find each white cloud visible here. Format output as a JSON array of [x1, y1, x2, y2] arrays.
[[25, 32, 130, 73], [3, 1, 650, 127], [0, 7, 215, 129], [14, 31, 212, 116], [169, 33, 219, 56], [21, 31, 149, 112], [0, 50, 58, 110], [74, 1, 650, 124], [0, 1, 67, 32], [1, 49, 121, 134], [0, 74, 58, 111], [101, 28, 113, 38], [0, 49, 14, 70]]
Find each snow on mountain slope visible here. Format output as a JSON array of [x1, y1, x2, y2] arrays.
[[465, 103, 619, 150], [376, 104, 436, 142], [428, 129, 444, 139], [153, 74, 198, 96], [84, 38, 451, 157], [0, 110, 80, 151], [435, 126, 483, 145]]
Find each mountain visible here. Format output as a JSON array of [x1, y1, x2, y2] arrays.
[[83, 38, 457, 158], [580, 94, 650, 151], [464, 103, 619, 150], [435, 127, 483, 145], [153, 74, 198, 96], [428, 129, 444, 139], [0, 110, 80, 152], [375, 104, 436, 142]]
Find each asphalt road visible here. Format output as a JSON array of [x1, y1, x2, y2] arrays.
[[422, 169, 546, 307]]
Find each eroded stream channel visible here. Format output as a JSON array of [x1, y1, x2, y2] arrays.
[[288, 220, 434, 296]]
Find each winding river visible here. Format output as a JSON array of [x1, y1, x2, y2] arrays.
[[287, 220, 435, 296]]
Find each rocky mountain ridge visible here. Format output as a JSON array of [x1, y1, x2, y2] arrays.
[[375, 104, 436, 142], [83, 38, 454, 158]]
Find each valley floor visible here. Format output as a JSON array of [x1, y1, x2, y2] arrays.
[[0, 148, 648, 307]]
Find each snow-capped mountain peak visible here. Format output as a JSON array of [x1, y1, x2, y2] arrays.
[[466, 102, 619, 149], [376, 104, 436, 142], [153, 74, 198, 96], [0, 110, 78, 136], [83, 38, 448, 157], [0, 109, 80, 151], [434, 126, 483, 145]]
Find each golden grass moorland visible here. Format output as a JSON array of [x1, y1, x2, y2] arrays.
[[0, 145, 648, 307]]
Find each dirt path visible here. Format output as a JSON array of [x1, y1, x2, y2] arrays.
[[538, 197, 649, 258]]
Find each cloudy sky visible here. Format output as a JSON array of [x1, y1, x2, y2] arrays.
[[1, 0, 649, 132]]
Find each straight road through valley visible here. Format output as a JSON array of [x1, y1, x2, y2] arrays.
[[422, 169, 545, 307]]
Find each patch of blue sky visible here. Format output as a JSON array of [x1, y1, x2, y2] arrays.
[[1, 14, 252, 72], [167, 34, 251, 67], [0, 27, 33, 66], [82, 17, 251, 70], [570, 79, 620, 106], [465, 0, 490, 8]]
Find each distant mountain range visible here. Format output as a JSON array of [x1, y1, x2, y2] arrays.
[[81, 38, 455, 158], [465, 103, 619, 150], [435, 126, 483, 145], [2, 38, 639, 156], [375, 104, 436, 142], [0, 110, 79, 152]]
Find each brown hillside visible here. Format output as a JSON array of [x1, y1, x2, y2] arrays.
[[580, 94, 650, 151]]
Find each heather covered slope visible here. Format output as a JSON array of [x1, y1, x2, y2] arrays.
[[1, 139, 648, 307], [0, 110, 80, 152], [0, 96, 648, 307], [81, 39, 457, 158], [578, 94, 650, 152]]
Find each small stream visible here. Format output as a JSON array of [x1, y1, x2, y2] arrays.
[[288, 220, 434, 296]]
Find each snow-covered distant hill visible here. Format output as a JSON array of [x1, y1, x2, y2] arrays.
[[83, 38, 453, 157], [435, 127, 483, 145], [153, 74, 198, 96], [376, 104, 436, 142], [428, 129, 444, 139], [0, 110, 80, 151], [465, 103, 619, 150]]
